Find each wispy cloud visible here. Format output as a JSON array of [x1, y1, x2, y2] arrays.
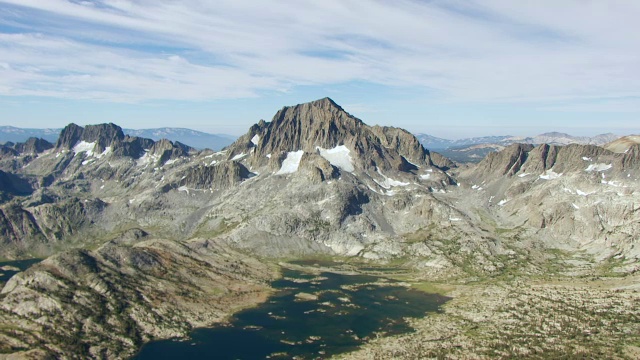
[[0, 0, 638, 104]]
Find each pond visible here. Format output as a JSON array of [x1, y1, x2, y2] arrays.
[[0, 258, 41, 284], [134, 265, 448, 359]]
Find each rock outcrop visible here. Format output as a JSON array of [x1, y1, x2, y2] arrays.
[[178, 161, 250, 190]]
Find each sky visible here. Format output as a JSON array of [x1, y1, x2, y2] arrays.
[[0, 0, 639, 139]]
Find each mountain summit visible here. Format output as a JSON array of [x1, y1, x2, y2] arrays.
[[226, 98, 452, 180]]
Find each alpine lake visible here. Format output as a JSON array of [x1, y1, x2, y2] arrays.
[[134, 260, 449, 359], [0, 258, 41, 284]]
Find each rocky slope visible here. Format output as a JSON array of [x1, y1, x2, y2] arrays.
[[605, 135, 640, 153], [455, 142, 640, 269], [0, 123, 197, 259], [0, 233, 275, 358]]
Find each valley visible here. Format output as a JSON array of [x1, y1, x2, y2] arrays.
[[0, 98, 639, 359]]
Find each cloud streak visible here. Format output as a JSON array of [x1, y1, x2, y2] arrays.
[[0, 0, 638, 104]]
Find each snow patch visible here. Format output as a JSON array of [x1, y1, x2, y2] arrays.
[[373, 168, 410, 189], [164, 158, 178, 166], [251, 134, 260, 145], [136, 150, 159, 166], [177, 186, 190, 194], [498, 199, 509, 206], [582, 157, 592, 161], [572, 203, 580, 209], [539, 169, 562, 180], [95, 146, 111, 159], [231, 152, 247, 161], [449, 217, 461, 221], [420, 173, 431, 180], [517, 173, 530, 178], [602, 180, 624, 187], [576, 189, 592, 196], [72, 141, 96, 156], [316, 145, 354, 172], [276, 150, 304, 175], [585, 163, 612, 172]]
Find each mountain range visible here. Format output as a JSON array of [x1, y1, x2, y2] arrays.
[[416, 132, 619, 150], [0, 126, 236, 151], [3, 126, 622, 163], [415, 132, 621, 163], [0, 98, 639, 359]]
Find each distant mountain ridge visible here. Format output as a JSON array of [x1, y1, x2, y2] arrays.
[[416, 132, 619, 150], [417, 131, 620, 163], [0, 126, 61, 144], [124, 127, 235, 150], [0, 126, 235, 151]]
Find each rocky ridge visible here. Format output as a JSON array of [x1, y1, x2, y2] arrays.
[[454, 141, 640, 268]]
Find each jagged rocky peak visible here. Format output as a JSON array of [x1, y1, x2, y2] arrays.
[[55, 123, 125, 153], [0, 144, 18, 158], [51, 122, 193, 164], [148, 139, 192, 163], [55, 123, 83, 150], [227, 97, 441, 175], [12, 137, 54, 154], [256, 97, 365, 155], [472, 143, 534, 177], [467, 141, 634, 181]]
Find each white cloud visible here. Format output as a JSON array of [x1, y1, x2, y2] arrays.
[[0, 0, 638, 103]]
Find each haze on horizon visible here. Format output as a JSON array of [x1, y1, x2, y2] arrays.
[[0, 1, 638, 139]]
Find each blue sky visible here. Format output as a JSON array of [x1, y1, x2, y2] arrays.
[[0, 0, 639, 139]]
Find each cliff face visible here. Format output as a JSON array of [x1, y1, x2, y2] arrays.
[[470, 143, 623, 179], [179, 162, 250, 190]]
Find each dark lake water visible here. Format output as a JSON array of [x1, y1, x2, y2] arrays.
[[134, 264, 448, 359], [0, 258, 40, 284]]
